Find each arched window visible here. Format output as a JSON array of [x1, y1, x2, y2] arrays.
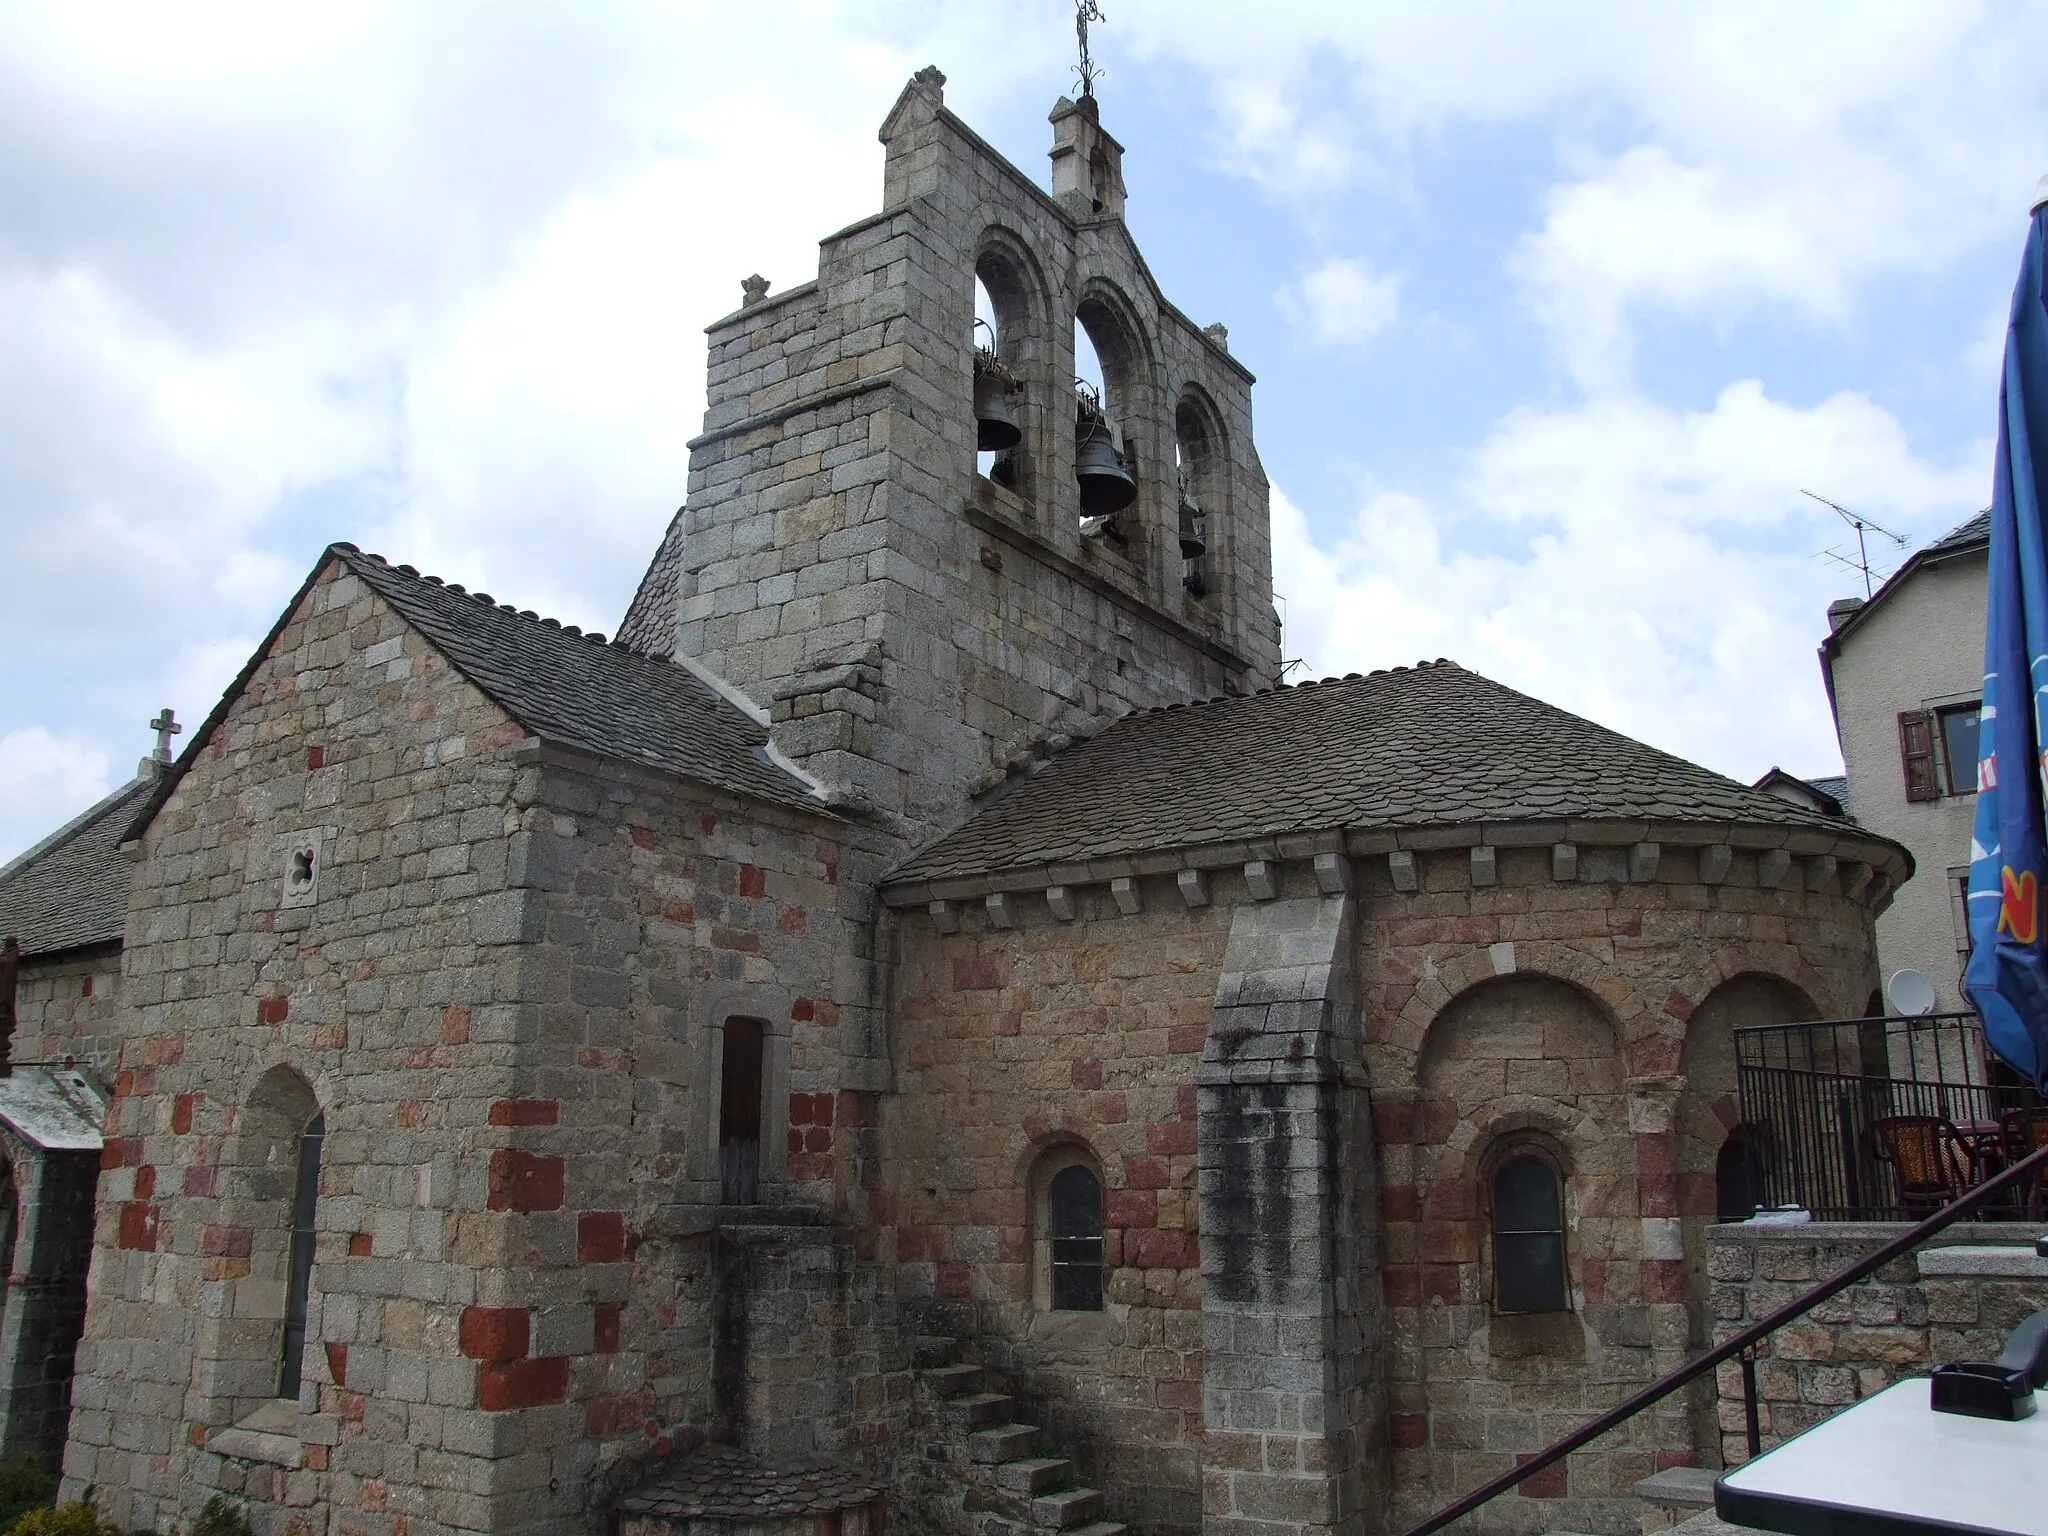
[[278, 1111, 325, 1399], [719, 1017, 766, 1205], [1073, 289, 1147, 545], [1492, 1154, 1567, 1313], [1174, 391, 1225, 600], [1047, 1164, 1104, 1311], [973, 240, 1044, 498]]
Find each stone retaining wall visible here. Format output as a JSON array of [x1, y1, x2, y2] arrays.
[[1704, 1221, 2048, 1464]]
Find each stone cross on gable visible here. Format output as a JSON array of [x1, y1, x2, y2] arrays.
[[149, 707, 181, 765]]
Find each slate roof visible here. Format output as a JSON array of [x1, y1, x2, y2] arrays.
[[889, 661, 1869, 885], [1925, 510, 1990, 554], [1808, 775, 1852, 816], [0, 775, 153, 958], [329, 547, 824, 813], [125, 545, 828, 849]]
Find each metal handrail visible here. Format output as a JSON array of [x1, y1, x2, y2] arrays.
[[1395, 1140, 2048, 1536]]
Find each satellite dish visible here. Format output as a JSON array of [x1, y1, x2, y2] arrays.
[[1887, 969, 1937, 1017]]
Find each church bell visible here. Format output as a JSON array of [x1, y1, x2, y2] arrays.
[[1074, 419, 1136, 515], [974, 322, 1022, 453], [974, 352, 1022, 453], [1176, 486, 1205, 559]]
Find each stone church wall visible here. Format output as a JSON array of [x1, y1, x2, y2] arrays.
[[60, 560, 898, 1536], [885, 876, 1222, 1534], [1358, 837, 1882, 1536], [14, 948, 126, 1077]]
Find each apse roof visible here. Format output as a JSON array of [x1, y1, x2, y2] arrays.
[[888, 660, 1871, 885]]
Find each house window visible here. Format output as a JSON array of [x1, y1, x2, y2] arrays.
[[277, 1110, 325, 1400], [1492, 1154, 1567, 1313], [1938, 703, 1980, 795], [1047, 1163, 1104, 1311]]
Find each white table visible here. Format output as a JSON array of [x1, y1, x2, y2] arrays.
[[1716, 1379, 2048, 1536]]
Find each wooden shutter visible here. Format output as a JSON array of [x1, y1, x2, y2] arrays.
[[1899, 710, 1940, 802]]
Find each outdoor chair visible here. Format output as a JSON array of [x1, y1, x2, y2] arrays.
[[2001, 1107, 2048, 1218], [1868, 1115, 1984, 1217]]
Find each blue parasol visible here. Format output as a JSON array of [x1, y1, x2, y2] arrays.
[[1964, 178, 2048, 1091]]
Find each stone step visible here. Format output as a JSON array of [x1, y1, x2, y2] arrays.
[[1635, 1467, 1717, 1511], [923, 1362, 985, 1399], [995, 1458, 1073, 1496], [1064, 1523, 1126, 1536], [914, 1334, 959, 1370], [1030, 1487, 1104, 1530], [947, 1392, 1015, 1430], [968, 1423, 1042, 1465]]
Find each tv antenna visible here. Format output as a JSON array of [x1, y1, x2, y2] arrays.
[[1803, 489, 1908, 598], [1074, 0, 1107, 99]]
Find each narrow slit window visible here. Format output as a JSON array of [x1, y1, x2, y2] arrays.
[[1492, 1154, 1567, 1313], [278, 1110, 325, 1400], [719, 1018, 765, 1205], [1048, 1164, 1104, 1311]]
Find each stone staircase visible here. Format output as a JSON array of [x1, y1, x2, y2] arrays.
[[916, 1341, 1126, 1536]]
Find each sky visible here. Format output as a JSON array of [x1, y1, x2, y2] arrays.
[[3, 1, 2044, 863]]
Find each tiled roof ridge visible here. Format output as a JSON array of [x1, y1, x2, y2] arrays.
[[329, 543, 617, 647], [1126, 659, 1461, 717]]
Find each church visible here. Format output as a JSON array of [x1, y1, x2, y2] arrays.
[[0, 69, 1907, 1536]]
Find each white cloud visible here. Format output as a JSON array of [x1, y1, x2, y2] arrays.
[[1276, 255, 1402, 345], [1272, 380, 1986, 782], [0, 728, 114, 866], [1120, 1, 2048, 383]]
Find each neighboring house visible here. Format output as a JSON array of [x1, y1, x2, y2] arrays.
[[1820, 511, 1991, 1013], [1751, 768, 1850, 822], [0, 70, 1911, 1536]]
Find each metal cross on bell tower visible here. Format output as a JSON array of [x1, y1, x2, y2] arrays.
[[1074, 0, 1106, 100], [148, 707, 182, 766]]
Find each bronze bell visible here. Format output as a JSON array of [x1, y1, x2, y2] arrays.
[[1177, 488, 1205, 559], [1075, 422, 1137, 515], [974, 366, 1022, 452]]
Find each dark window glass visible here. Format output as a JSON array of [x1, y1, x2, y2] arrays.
[[278, 1110, 325, 1399], [1939, 704, 1981, 795], [719, 1018, 765, 1205], [1716, 1136, 1766, 1223], [1048, 1164, 1104, 1311], [1493, 1155, 1567, 1313]]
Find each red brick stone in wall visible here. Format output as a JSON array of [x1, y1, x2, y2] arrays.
[[117, 1202, 158, 1252], [458, 1306, 530, 1361], [487, 1098, 559, 1127], [487, 1150, 564, 1211], [476, 1358, 569, 1411], [577, 1212, 627, 1263]]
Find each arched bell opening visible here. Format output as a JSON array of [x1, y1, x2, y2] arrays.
[[1174, 388, 1228, 602], [1072, 288, 1151, 552], [972, 237, 1045, 499]]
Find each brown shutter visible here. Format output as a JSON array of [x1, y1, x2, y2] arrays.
[[1899, 710, 1940, 802]]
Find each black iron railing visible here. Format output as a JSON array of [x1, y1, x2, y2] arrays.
[[1395, 1141, 2048, 1536], [1735, 1012, 2042, 1220]]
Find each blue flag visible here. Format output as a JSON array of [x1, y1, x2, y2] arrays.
[[1965, 201, 2048, 1093]]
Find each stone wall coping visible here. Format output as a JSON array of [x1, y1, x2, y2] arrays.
[[1635, 1467, 1717, 1508], [701, 275, 824, 335], [881, 820, 1906, 913], [686, 367, 903, 453], [1916, 1245, 2048, 1277], [1708, 1220, 2038, 1247]]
